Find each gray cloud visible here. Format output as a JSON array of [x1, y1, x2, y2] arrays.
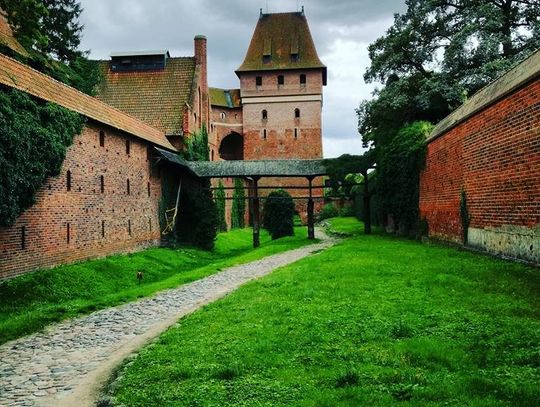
[[79, 0, 406, 157]]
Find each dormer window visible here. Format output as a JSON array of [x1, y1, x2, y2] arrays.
[[263, 39, 271, 64], [291, 37, 299, 62]]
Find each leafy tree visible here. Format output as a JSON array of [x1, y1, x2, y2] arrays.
[[263, 190, 295, 240], [214, 180, 227, 232], [357, 0, 539, 234], [0, 87, 84, 226], [0, 0, 100, 94]]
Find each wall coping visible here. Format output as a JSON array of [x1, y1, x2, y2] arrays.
[[428, 49, 540, 142]]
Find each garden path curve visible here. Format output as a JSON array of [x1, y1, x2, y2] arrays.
[[0, 229, 337, 407]]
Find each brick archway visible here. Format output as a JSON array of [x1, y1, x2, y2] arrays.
[[219, 132, 243, 160]]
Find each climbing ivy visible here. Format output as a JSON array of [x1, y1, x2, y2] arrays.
[[231, 178, 246, 229], [0, 87, 85, 227], [215, 180, 227, 232]]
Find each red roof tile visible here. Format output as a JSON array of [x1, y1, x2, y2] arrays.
[[236, 12, 326, 78], [0, 11, 28, 56], [0, 53, 176, 151], [96, 57, 196, 135]]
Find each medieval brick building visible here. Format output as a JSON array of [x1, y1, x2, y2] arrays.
[[0, 9, 326, 278]]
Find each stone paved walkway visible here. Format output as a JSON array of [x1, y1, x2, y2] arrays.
[[0, 231, 336, 407]]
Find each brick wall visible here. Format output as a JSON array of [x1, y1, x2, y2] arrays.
[[0, 121, 162, 280], [420, 79, 540, 263]]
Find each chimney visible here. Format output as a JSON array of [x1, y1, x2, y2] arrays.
[[194, 35, 208, 128]]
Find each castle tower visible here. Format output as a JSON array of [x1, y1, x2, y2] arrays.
[[236, 9, 326, 161], [235, 9, 326, 219]]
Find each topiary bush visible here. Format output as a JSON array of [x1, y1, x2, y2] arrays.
[[263, 189, 295, 240]]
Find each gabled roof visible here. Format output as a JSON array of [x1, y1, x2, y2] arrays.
[[236, 11, 326, 82], [210, 87, 241, 108], [0, 11, 29, 57], [429, 49, 540, 142], [95, 57, 196, 135], [0, 53, 176, 151]]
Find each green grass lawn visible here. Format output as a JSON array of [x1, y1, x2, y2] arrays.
[[108, 217, 540, 407], [0, 227, 313, 345]]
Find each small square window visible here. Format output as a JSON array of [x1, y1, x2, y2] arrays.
[[278, 75, 284, 85], [300, 74, 306, 85], [256, 76, 262, 86]]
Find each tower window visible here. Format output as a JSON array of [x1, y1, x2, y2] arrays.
[[67, 223, 70, 244], [127, 179, 130, 195], [66, 170, 72, 191], [263, 129, 267, 140], [262, 110, 268, 120], [256, 76, 262, 86], [146, 145, 152, 161], [101, 220, 105, 238], [126, 139, 130, 155], [100, 175, 105, 193], [300, 74, 306, 85], [128, 219, 132, 236], [278, 75, 284, 86], [263, 55, 271, 64], [99, 131, 105, 147], [294, 128, 298, 139], [295, 108, 300, 118], [220, 112, 226, 119], [147, 182, 151, 197]]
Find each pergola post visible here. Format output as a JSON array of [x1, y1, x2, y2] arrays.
[[362, 170, 371, 235], [252, 176, 261, 248], [307, 176, 315, 240]]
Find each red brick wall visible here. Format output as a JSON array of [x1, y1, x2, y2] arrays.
[[420, 79, 540, 254], [240, 70, 325, 219], [0, 122, 162, 280]]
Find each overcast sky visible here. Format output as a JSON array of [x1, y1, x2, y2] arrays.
[[79, 0, 406, 158]]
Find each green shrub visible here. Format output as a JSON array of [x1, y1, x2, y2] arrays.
[[231, 178, 245, 229], [263, 190, 295, 240], [0, 88, 84, 227], [176, 179, 218, 250], [318, 203, 339, 221], [214, 180, 227, 232], [339, 204, 355, 217]]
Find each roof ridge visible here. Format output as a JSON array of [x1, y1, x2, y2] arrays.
[[0, 52, 176, 150]]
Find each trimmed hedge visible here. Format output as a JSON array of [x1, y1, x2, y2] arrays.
[[263, 190, 295, 240]]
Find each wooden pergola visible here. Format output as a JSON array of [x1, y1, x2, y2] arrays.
[[155, 148, 372, 247], [156, 148, 325, 246]]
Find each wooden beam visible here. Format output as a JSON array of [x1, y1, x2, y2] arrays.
[[307, 177, 315, 240], [252, 177, 260, 248]]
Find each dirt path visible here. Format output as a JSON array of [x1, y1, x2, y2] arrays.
[[0, 230, 337, 407]]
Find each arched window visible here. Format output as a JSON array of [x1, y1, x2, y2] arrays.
[[295, 108, 300, 118], [262, 109, 268, 120], [220, 112, 226, 120]]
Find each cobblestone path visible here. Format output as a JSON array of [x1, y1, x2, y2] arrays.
[[0, 232, 336, 407]]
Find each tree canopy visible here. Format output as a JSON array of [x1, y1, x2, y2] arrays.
[[355, 0, 539, 235]]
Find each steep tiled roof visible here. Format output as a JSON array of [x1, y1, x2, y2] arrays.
[[0, 53, 176, 151], [210, 87, 241, 108], [0, 11, 28, 56], [96, 57, 196, 135], [236, 12, 326, 78]]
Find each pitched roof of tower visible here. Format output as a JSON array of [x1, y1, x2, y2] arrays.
[[209, 88, 241, 108], [0, 53, 176, 151], [0, 11, 29, 56], [236, 11, 326, 82], [95, 57, 196, 136]]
